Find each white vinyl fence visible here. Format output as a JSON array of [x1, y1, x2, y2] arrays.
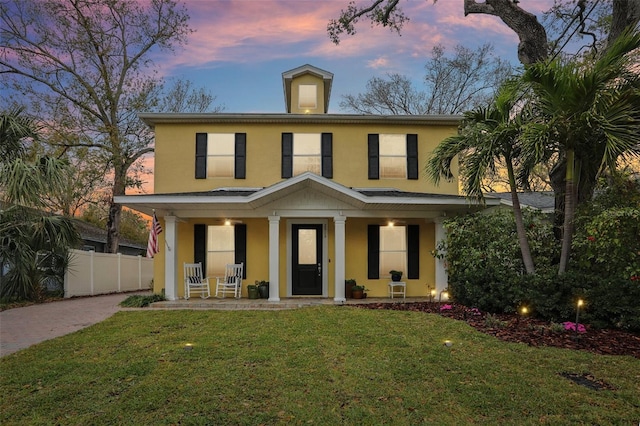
[[64, 249, 154, 298]]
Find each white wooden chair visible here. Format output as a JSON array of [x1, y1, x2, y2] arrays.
[[183, 262, 210, 299], [215, 263, 244, 298]]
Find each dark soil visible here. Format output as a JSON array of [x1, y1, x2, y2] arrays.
[[356, 302, 640, 359]]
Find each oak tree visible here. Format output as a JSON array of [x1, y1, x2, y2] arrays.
[[0, 0, 218, 253]]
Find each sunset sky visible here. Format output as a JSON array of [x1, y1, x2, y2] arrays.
[[155, 0, 556, 113]]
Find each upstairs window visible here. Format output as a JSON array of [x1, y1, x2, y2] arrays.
[[207, 134, 235, 178], [379, 134, 407, 178], [282, 133, 332, 178], [195, 133, 246, 179], [293, 133, 321, 175], [368, 134, 418, 180]]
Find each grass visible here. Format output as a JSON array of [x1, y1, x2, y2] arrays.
[[1, 307, 639, 425]]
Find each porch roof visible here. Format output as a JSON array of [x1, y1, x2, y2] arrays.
[[115, 173, 499, 219]]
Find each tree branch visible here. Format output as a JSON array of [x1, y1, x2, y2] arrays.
[[328, 0, 407, 44], [464, 0, 548, 64]]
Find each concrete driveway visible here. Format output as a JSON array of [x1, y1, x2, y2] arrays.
[[0, 292, 148, 357]]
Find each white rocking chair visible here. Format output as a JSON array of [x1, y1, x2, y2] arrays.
[[215, 263, 244, 298], [183, 262, 211, 299]]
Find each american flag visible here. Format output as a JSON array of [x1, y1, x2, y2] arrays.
[[146, 212, 163, 258]]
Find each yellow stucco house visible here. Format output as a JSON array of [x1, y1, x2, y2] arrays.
[[116, 64, 496, 302]]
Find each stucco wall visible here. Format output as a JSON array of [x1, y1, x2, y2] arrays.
[[153, 122, 460, 195]]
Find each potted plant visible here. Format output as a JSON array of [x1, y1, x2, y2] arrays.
[[389, 270, 403, 282], [255, 280, 269, 299], [247, 284, 260, 299], [351, 285, 366, 299], [345, 279, 357, 298]]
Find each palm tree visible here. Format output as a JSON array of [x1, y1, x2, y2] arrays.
[[0, 108, 80, 300], [521, 28, 640, 274], [427, 82, 537, 275], [0, 106, 32, 159]]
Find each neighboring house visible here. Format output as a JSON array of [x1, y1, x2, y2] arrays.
[[115, 64, 498, 301], [486, 191, 556, 214], [0, 201, 145, 256], [72, 219, 147, 256]]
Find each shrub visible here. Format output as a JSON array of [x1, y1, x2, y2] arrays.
[[449, 268, 522, 313], [441, 208, 556, 314], [572, 207, 640, 281], [440, 175, 640, 331], [583, 277, 640, 331], [120, 293, 165, 308], [519, 269, 590, 323]]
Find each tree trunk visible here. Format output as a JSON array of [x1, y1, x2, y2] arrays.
[[558, 150, 577, 274], [464, 0, 549, 64], [507, 159, 536, 275], [606, 0, 640, 51], [549, 158, 565, 242], [105, 167, 126, 254]]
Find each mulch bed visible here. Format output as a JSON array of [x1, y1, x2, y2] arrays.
[[355, 302, 640, 359]]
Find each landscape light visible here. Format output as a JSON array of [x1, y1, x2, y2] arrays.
[[575, 299, 584, 332]]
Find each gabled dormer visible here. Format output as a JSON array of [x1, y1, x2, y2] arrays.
[[282, 64, 333, 114]]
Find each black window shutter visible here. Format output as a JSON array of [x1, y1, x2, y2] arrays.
[[194, 224, 207, 272], [368, 224, 380, 279], [282, 133, 293, 178], [407, 224, 420, 279], [368, 134, 379, 179], [235, 133, 246, 179], [195, 133, 207, 179], [234, 224, 247, 279], [321, 133, 333, 178], [407, 134, 418, 180]]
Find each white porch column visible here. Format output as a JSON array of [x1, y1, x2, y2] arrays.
[[333, 216, 346, 303], [434, 218, 448, 297], [268, 215, 280, 301], [164, 216, 179, 301]]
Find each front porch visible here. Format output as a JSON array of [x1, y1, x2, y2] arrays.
[[150, 296, 434, 310], [115, 174, 497, 301]]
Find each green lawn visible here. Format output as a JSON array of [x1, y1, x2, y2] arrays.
[[1, 307, 639, 425]]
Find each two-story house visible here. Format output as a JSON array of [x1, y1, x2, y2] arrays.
[[116, 64, 496, 302]]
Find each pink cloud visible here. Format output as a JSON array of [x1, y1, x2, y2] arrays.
[[153, 0, 556, 77], [366, 56, 390, 69], [164, 1, 344, 68], [158, 1, 465, 73]]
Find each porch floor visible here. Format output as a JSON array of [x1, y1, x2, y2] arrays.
[[150, 297, 431, 310]]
